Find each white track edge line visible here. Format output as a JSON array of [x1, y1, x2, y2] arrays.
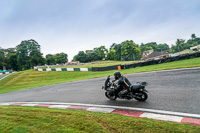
[[140, 112, 183, 123]]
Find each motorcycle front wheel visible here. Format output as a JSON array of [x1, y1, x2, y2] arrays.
[[134, 91, 148, 102], [105, 92, 117, 100]]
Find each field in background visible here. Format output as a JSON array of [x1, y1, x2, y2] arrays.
[[0, 106, 199, 132], [40, 60, 142, 68], [0, 57, 200, 94]]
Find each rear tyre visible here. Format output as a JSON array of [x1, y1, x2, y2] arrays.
[[105, 92, 117, 100], [135, 91, 148, 102]]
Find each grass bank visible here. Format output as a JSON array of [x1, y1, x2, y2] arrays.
[[0, 57, 200, 94], [42, 60, 141, 68], [0, 106, 199, 133]]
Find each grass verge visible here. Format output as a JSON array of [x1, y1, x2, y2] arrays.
[[0, 57, 200, 94], [0, 106, 199, 133]]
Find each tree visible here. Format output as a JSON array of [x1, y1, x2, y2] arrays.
[[186, 35, 200, 48], [72, 51, 87, 63], [176, 39, 185, 52], [110, 43, 122, 60], [140, 44, 153, 53], [182, 42, 191, 50], [169, 44, 175, 53], [16, 39, 45, 70], [93, 46, 108, 60], [90, 51, 99, 61], [6, 52, 18, 71], [107, 48, 117, 60], [54, 52, 68, 64], [46, 54, 56, 65], [144, 42, 158, 51], [133, 47, 142, 60], [0, 47, 5, 70], [73, 46, 108, 63], [30, 51, 45, 66], [4, 48, 18, 70], [73, 49, 99, 63], [191, 34, 196, 40], [121, 40, 141, 61], [85, 50, 99, 62], [157, 44, 169, 52]]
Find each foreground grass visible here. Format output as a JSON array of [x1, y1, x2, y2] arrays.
[[0, 106, 199, 133], [0, 57, 200, 94]]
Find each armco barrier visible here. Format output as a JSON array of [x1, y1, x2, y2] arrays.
[[92, 65, 119, 71], [0, 71, 13, 75], [36, 68, 92, 72], [92, 52, 200, 71]]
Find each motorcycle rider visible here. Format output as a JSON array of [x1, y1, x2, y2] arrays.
[[113, 71, 132, 96]]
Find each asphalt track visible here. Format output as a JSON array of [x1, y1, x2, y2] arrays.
[[0, 68, 200, 114], [0, 73, 10, 80]]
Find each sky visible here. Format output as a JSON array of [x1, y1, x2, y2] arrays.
[[0, 0, 200, 61]]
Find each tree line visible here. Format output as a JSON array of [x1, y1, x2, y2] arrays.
[[72, 34, 200, 63], [0, 39, 68, 71], [0, 34, 199, 71], [171, 34, 200, 53]]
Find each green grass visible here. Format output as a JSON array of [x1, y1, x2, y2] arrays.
[[0, 57, 200, 94], [0, 106, 199, 133]]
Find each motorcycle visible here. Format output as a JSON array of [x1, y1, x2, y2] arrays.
[[102, 76, 148, 101]]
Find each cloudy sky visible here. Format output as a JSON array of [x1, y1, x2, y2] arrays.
[[1, 0, 200, 61]]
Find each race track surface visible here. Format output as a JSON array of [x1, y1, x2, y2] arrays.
[[0, 68, 200, 114], [0, 74, 10, 80]]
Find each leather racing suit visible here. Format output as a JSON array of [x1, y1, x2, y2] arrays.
[[115, 75, 132, 96]]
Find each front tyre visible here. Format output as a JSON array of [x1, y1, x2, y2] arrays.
[[135, 91, 148, 102], [105, 92, 117, 100]]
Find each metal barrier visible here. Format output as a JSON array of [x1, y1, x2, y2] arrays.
[[92, 52, 200, 71]]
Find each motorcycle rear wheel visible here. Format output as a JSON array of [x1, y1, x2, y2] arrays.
[[105, 92, 117, 100], [134, 91, 148, 102]]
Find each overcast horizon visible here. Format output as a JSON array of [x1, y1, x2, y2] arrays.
[[1, 0, 200, 61]]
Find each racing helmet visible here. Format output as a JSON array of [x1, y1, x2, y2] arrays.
[[114, 71, 121, 79]]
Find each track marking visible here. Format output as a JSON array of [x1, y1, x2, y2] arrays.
[[1, 102, 200, 125], [2, 102, 200, 118]]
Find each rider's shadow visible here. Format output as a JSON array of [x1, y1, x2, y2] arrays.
[[105, 99, 150, 107]]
